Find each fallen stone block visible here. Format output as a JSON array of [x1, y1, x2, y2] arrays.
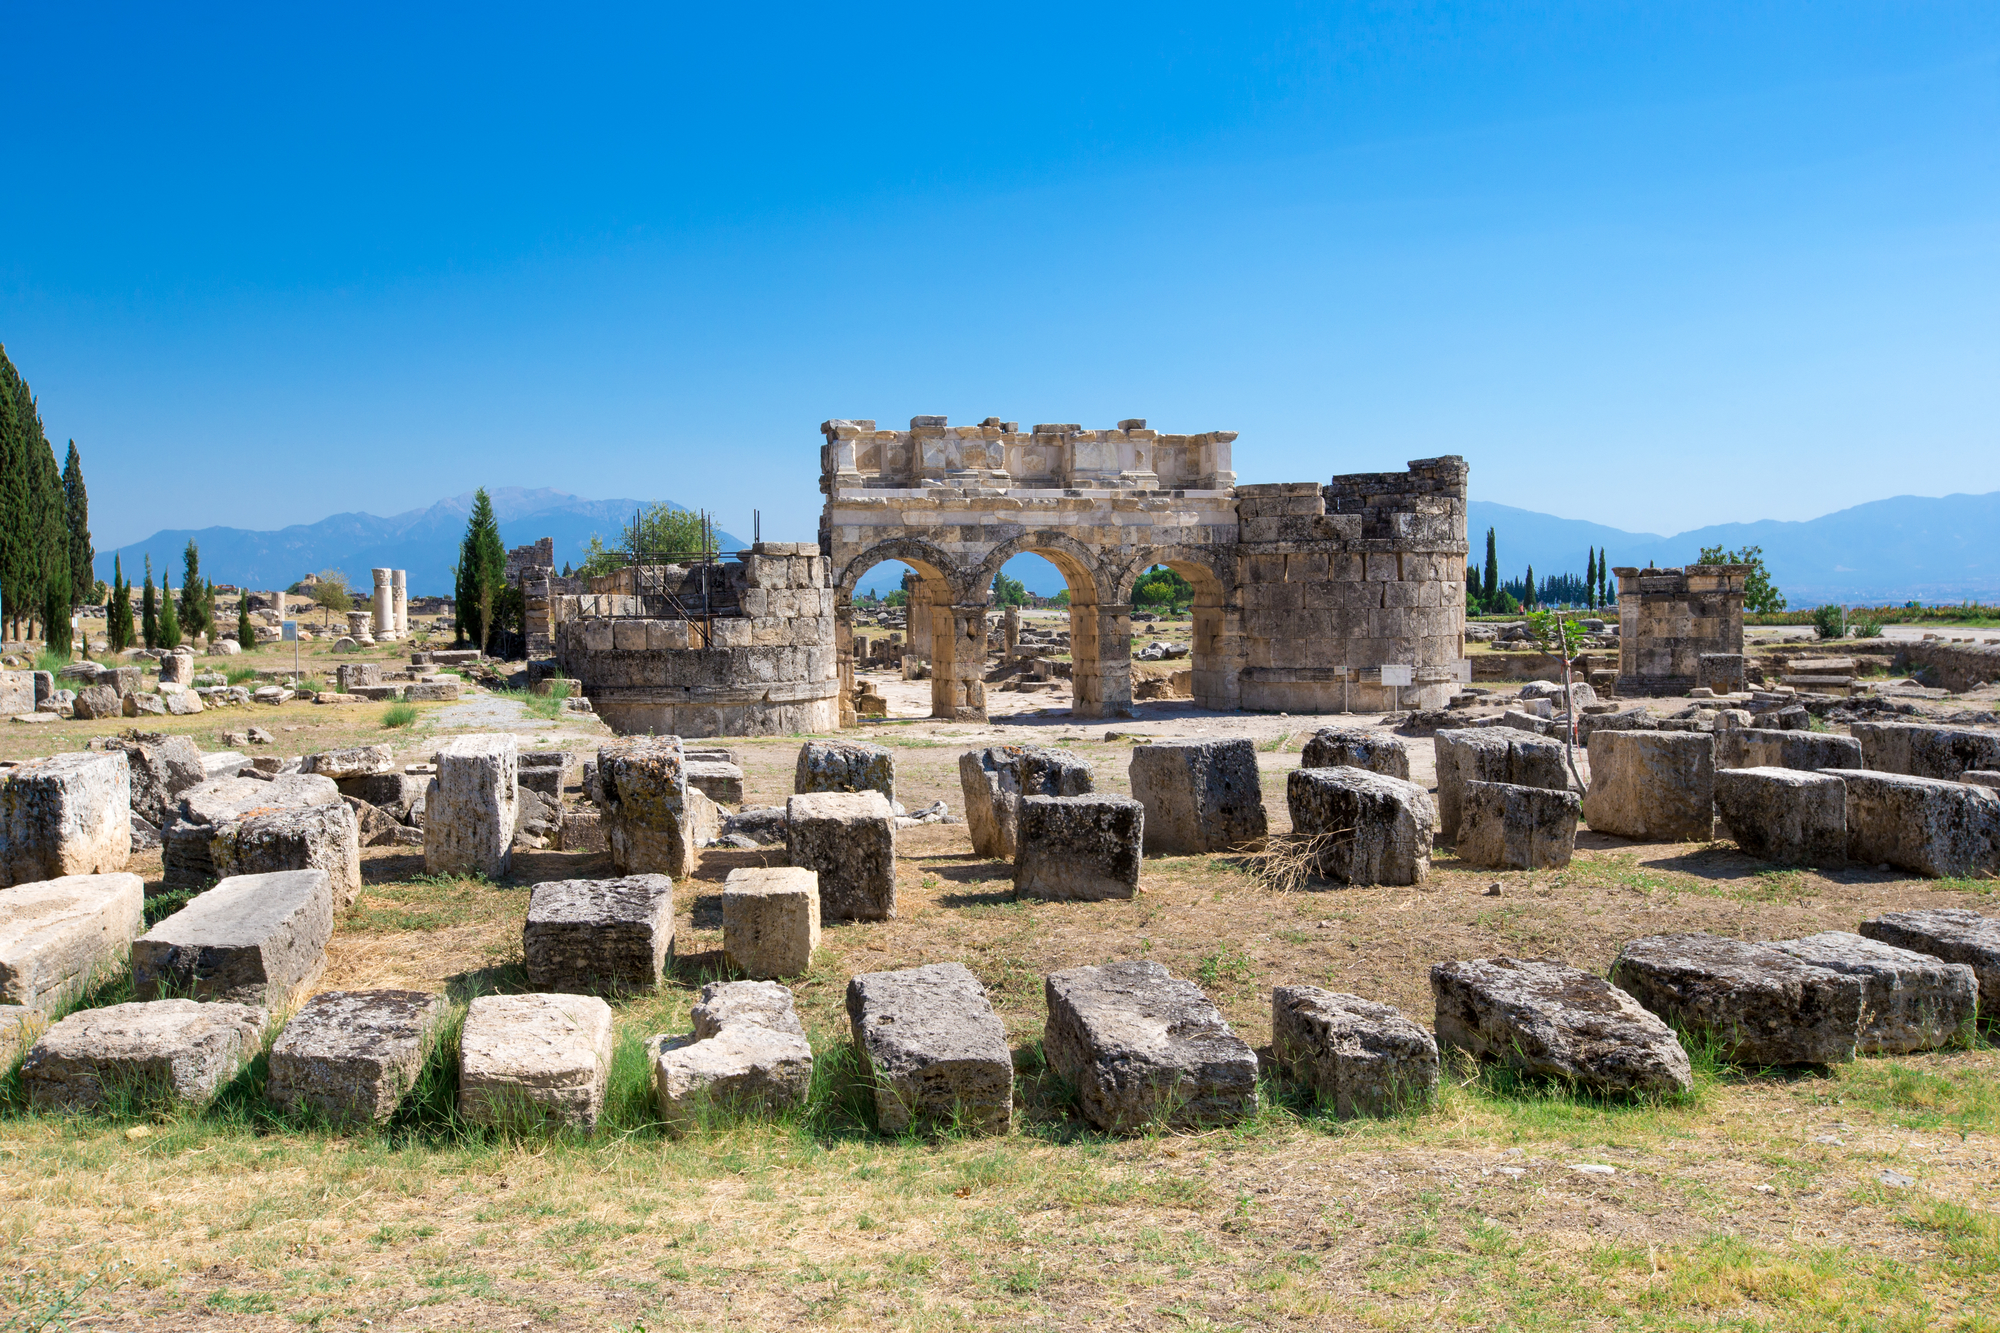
[[304, 744, 396, 780], [1299, 728, 1411, 780], [1713, 767, 1847, 865], [1852, 721, 2000, 782], [1826, 769, 2000, 878], [0, 751, 132, 887], [1, 1003, 45, 1050], [794, 739, 894, 802], [0, 872, 145, 1008], [1433, 729, 1570, 842], [71, 684, 122, 720], [336, 771, 423, 822], [425, 734, 518, 879], [131, 869, 334, 1008], [1454, 780, 1581, 870], [787, 791, 896, 922], [403, 681, 460, 702], [1127, 738, 1267, 854], [1013, 794, 1143, 901], [848, 962, 1011, 1134], [1044, 959, 1258, 1132], [685, 761, 744, 807], [458, 992, 615, 1131], [1286, 767, 1435, 886], [1432, 956, 1692, 1094], [1716, 728, 1862, 772], [122, 692, 166, 717], [958, 745, 1093, 860], [211, 803, 363, 911], [21, 998, 266, 1111], [265, 989, 442, 1126], [163, 772, 341, 889], [106, 735, 206, 829], [523, 874, 674, 994], [1582, 730, 1715, 842], [1966, 771, 2000, 791], [161, 689, 204, 716], [1271, 985, 1438, 1117], [1609, 933, 1862, 1065], [651, 979, 813, 1128], [1860, 908, 2000, 1017], [1769, 931, 1977, 1054], [722, 866, 820, 979], [599, 737, 693, 879]]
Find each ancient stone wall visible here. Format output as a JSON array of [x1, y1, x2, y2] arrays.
[[1613, 565, 1749, 696]]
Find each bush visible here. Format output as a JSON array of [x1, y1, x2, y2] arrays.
[[381, 702, 418, 729], [1851, 618, 1884, 639], [1811, 604, 1848, 640]]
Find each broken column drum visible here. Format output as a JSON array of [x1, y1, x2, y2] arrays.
[[371, 568, 396, 640]]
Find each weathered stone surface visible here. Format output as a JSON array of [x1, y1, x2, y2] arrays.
[[22, 998, 266, 1111], [336, 771, 423, 821], [1967, 771, 2000, 791], [523, 874, 674, 994], [1013, 794, 1143, 901], [1, 1003, 45, 1049], [511, 786, 564, 849], [1286, 767, 1435, 886], [1582, 730, 1715, 842], [1044, 960, 1258, 1133], [0, 872, 145, 1007], [132, 869, 334, 1008], [1860, 909, 2000, 1016], [1826, 769, 2000, 878], [957, 745, 1094, 860], [1852, 721, 2000, 781], [72, 683, 122, 720], [1609, 933, 1862, 1065], [847, 962, 1011, 1134], [424, 734, 518, 879], [1454, 780, 1581, 870], [1433, 729, 1570, 842], [404, 681, 460, 702], [1769, 932, 1977, 1054], [266, 989, 442, 1126], [161, 688, 204, 716], [0, 751, 131, 887], [158, 651, 195, 685], [1299, 728, 1412, 779], [106, 735, 206, 829], [559, 808, 606, 853], [650, 980, 813, 1127], [212, 803, 363, 911], [162, 772, 341, 889], [458, 992, 615, 1131], [598, 737, 693, 879], [793, 741, 895, 806], [1271, 985, 1438, 1117], [1127, 739, 1267, 854], [1432, 956, 1692, 1094], [1716, 728, 1862, 772], [787, 791, 896, 922], [1713, 767, 1847, 865], [722, 866, 820, 979], [684, 760, 744, 807], [305, 745, 396, 781]]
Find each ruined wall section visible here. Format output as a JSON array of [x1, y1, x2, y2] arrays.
[[1614, 564, 1749, 695]]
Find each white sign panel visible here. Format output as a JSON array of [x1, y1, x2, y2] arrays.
[[1453, 659, 1472, 682], [281, 620, 298, 642], [1380, 664, 1413, 687]]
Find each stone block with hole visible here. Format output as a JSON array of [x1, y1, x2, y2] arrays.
[[523, 874, 674, 994], [847, 962, 1011, 1134], [266, 989, 442, 1126], [1453, 780, 1581, 870], [457, 992, 615, 1131], [131, 869, 334, 1008], [786, 791, 896, 922], [1285, 766, 1435, 886], [1271, 985, 1438, 1118], [722, 866, 820, 979], [1013, 794, 1143, 901]]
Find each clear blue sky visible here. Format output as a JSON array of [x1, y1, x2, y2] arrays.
[[3, 3, 1995, 555]]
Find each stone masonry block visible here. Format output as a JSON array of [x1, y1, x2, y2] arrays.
[[1300, 728, 1411, 779], [787, 791, 896, 922], [211, 803, 363, 911], [1713, 767, 1846, 865], [685, 760, 744, 807], [1610, 933, 1863, 1065], [305, 745, 396, 780], [1582, 730, 1715, 842], [1014, 795, 1143, 901], [1827, 769, 2000, 878], [22, 998, 267, 1111], [0, 751, 131, 887], [794, 740, 895, 802], [1286, 767, 1435, 886], [0, 872, 145, 1008], [1433, 729, 1569, 842], [524, 875, 674, 994], [1770, 932, 1976, 1055], [107, 736, 206, 829], [722, 866, 820, 979], [651, 980, 813, 1128], [1432, 956, 1692, 1094], [599, 737, 695, 879], [1271, 985, 1438, 1118], [1454, 781, 1581, 870], [1860, 909, 2000, 1016], [848, 962, 1012, 1134], [958, 745, 1094, 860], [1715, 729, 1862, 772], [266, 989, 442, 1126], [1852, 722, 2000, 782], [1128, 739, 1267, 854], [458, 992, 615, 1131], [133, 869, 333, 1008], [424, 734, 518, 879]]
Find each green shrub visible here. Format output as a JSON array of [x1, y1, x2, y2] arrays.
[[1811, 604, 1848, 640], [381, 702, 418, 729]]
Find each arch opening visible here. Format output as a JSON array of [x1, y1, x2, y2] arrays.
[[835, 542, 983, 724]]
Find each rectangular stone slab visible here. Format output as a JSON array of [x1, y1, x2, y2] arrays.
[[1859, 908, 2000, 1017], [787, 791, 896, 922], [0, 872, 145, 1008], [523, 874, 674, 994], [722, 866, 821, 979], [1582, 731, 1716, 843], [1608, 933, 1862, 1065], [1826, 769, 2000, 878], [1014, 795, 1143, 901], [131, 869, 334, 1008], [1769, 931, 1977, 1054], [458, 992, 615, 1130], [1713, 767, 1847, 866], [1127, 738, 1267, 855], [266, 989, 443, 1125], [21, 998, 267, 1111], [425, 734, 518, 879], [0, 751, 132, 887], [1044, 960, 1259, 1133], [1432, 956, 1693, 1093], [1271, 985, 1437, 1118], [846, 962, 1011, 1134]]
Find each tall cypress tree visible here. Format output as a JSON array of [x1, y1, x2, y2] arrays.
[[237, 596, 255, 651], [0, 345, 30, 638], [180, 541, 205, 638], [107, 554, 130, 652], [1600, 554, 1612, 606], [1482, 527, 1498, 603], [142, 556, 158, 649], [455, 488, 508, 652], [1585, 548, 1597, 609], [62, 441, 91, 608], [159, 571, 182, 649], [1525, 563, 1537, 609]]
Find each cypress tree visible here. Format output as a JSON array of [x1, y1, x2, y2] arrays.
[[1600, 554, 1612, 606], [455, 488, 508, 652], [1525, 564, 1537, 610], [1585, 548, 1597, 609], [159, 571, 182, 649], [41, 578, 70, 657], [180, 541, 205, 638], [62, 441, 91, 608], [237, 596, 255, 651], [142, 557, 159, 649], [108, 554, 131, 652], [1482, 528, 1498, 603], [0, 345, 30, 639]]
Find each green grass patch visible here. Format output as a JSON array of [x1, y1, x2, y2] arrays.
[[381, 701, 419, 728]]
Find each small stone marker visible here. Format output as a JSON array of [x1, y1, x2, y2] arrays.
[[523, 874, 674, 994], [1044, 960, 1259, 1133], [846, 962, 1011, 1134], [1581, 731, 1716, 843], [794, 740, 895, 802], [1271, 985, 1438, 1118], [1454, 780, 1581, 871], [958, 745, 1093, 860], [266, 989, 442, 1126], [1286, 767, 1436, 886], [1431, 956, 1692, 1095], [722, 866, 820, 979], [131, 869, 334, 1008], [1127, 738, 1267, 855], [22, 998, 267, 1111], [1433, 729, 1570, 843], [0, 872, 145, 1008], [650, 980, 813, 1129], [1013, 794, 1143, 901], [598, 736, 694, 879], [211, 803, 364, 911], [1713, 767, 1847, 865], [786, 791, 896, 922], [0, 751, 132, 887], [425, 734, 519, 879], [1860, 908, 2000, 1015], [1299, 728, 1411, 780], [1825, 770, 2000, 879], [458, 992, 615, 1131]]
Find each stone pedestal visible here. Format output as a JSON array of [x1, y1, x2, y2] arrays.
[[346, 611, 374, 644]]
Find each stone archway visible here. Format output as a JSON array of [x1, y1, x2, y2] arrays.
[[1112, 545, 1240, 712], [971, 531, 1130, 718], [834, 538, 986, 725]]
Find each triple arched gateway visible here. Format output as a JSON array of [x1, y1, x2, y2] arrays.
[[820, 416, 1470, 725]]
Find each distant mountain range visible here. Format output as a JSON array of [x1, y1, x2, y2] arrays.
[[95, 489, 746, 596]]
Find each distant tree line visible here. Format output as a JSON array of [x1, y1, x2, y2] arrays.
[[0, 344, 93, 647], [1466, 528, 1616, 615]]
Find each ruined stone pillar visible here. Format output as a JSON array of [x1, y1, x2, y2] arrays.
[[1074, 603, 1133, 718], [391, 570, 408, 636], [929, 603, 988, 722], [346, 610, 374, 644], [835, 606, 858, 729], [371, 569, 396, 640], [1003, 605, 1020, 661]]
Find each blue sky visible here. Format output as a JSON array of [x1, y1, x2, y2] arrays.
[[3, 3, 1996, 566]]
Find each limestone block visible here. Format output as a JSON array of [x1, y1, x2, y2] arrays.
[[560, 808, 607, 853], [0, 872, 145, 1007], [1713, 767, 1846, 865], [1852, 721, 2000, 781], [1127, 739, 1267, 855], [523, 874, 674, 994], [1967, 771, 2000, 791], [599, 737, 694, 879], [1860, 908, 2000, 1015], [1044, 960, 1258, 1133], [21, 999, 267, 1112], [651, 979, 813, 1127], [847, 962, 1011, 1134], [72, 683, 122, 720], [684, 760, 744, 807], [133, 869, 332, 1008], [107, 736, 207, 829], [158, 650, 194, 685], [424, 734, 518, 879], [1582, 731, 1715, 842], [305, 744, 396, 780], [1433, 729, 1569, 842], [337, 771, 424, 822], [722, 866, 820, 979], [1432, 956, 1692, 1095], [1013, 795, 1143, 901], [122, 691, 166, 717], [1827, 770, 2000, 878], [1, 1003, 45, 1050], [211, 803, 363, 911], [1286, 767, 1435, 886], [1770, 932, 1977, 1054], [404, 681, 460, 702], [794, 740, 895, 802], [786, 791, 896, 921], [0, 751, 131, 887], [957, 745, 1093, 860], [1715, 728, 1862, 772], [1454, 780, 1581, 870], [1299, 728, 1411, 779], [1609, 933, 1862, 1065], [266, 989, 442, 1126], [457, 992, 615, 1131], [1271, 985, 1438, 1117]]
